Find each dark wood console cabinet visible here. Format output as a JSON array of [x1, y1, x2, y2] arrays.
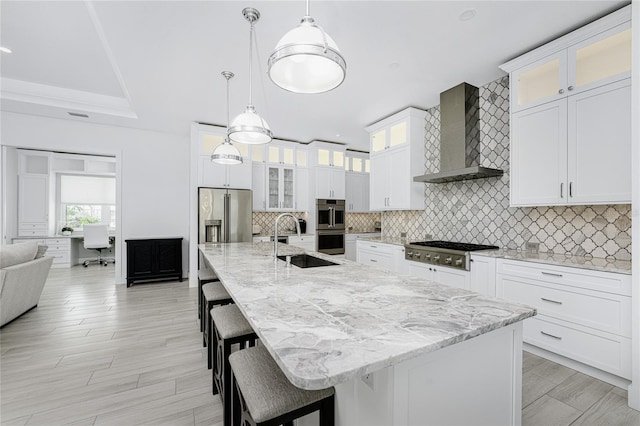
[[125, 237, 183, 287]]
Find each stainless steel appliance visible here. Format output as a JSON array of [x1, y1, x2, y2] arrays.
[[404, 241, 499, 271], [298, 218, 307, 234], [316, 199, 345, 255], [316, 199, 345, 230], [198, 188, 253, 243]]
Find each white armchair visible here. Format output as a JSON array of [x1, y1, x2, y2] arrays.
[[83, 224, 114, 267]]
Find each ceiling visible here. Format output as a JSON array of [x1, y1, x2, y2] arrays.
[[0, 0, 628, 151]]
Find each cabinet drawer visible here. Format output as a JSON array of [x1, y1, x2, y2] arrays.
[[46, 238, 71, 246], [358, 249, 393, 270], [357, 241, 393, 253], [13, 238, 47, 245], [50, 251, 70, 264], [497, 259, 630, 296], [497, 275, 631, 337], [19, 222, 48, 230], [47, 245, 70, 253], [524, 317, 631, 379]]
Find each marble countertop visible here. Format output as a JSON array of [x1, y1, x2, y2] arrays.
[[199, 242, 535, 390], [358, 236, 631, 275], [345, 230, 381, 234], [472, 249, 631, 275]]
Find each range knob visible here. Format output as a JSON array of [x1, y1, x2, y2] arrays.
[[424, 253, 431, 260], [407, 251, 414, 258], [444, 257, 452, 264], [415, 253, 421, 259], [455, 259, 463, 266], [433, 255, 440, 262]]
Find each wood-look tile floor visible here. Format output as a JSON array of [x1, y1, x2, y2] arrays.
[[1, 266, 639, 425]]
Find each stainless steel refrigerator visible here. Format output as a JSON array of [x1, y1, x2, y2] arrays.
[[198, 188, 252, 243]]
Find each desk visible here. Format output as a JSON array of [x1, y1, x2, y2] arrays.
[[12, 234, 116, 268]]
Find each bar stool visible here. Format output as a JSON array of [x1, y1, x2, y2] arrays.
[[229, 344, 335, 426], [198, 269, 219, 331], [211, 304, 258, 426], [202, 282, 233, 354]]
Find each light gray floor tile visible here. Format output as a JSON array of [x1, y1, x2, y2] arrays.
[[527, 357, 577, 385], [522, 370, 558, 408], [522, 395, 582, 426], [547, 371, 613, 412], [571, 388, 640, 426]]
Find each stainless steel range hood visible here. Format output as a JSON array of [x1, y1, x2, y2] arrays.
[[413, 83, 503, 184]]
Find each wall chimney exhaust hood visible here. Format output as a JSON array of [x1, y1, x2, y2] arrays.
[[413, 83, 503, 184]]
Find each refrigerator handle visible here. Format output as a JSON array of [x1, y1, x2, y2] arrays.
[[224, 193, 231, 242]]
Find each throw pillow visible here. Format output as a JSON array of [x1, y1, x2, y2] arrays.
[[0, 241, 38, 268], [35, 244, 49, 258]]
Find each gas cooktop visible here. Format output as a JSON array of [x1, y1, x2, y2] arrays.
[[404, 241, 499, 270], [408, 241, 499, 252]]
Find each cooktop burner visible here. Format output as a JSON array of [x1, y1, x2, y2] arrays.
[[408, 241, 499, 252]]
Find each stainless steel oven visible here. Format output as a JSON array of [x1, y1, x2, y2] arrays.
[[317, 230, 345, 255], [316, 199, 345, 231], [316, 199, 345, 255]]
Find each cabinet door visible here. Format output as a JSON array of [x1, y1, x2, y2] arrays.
[[267, 166, 281, 209], [510, 100, 568, 206], [330, 168, 346, 199], [511, 52, 567, 112], [282, 167, 295, 209], [406, 262, 432, 280], [227, 162, 252, 190], [568, 22, 631, 95], [315, 167, 332, 199], [252, 163, 266, 211], [370, 155, 389, 211], [435, 267, 470, 290], [295, 168, 309, 211], [470, 255, 497, 297], [200, 156, 227, 187], [567, 80, 631, 204], [18, 175, 49, 223], [386, 147, 410, 209]]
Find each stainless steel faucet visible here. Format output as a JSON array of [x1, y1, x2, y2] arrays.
[[274, 213, 301, 258]]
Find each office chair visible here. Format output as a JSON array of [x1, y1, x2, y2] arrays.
[[83, 224, 115, 267]]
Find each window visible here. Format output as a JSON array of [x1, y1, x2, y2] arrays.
[[59, 175, 115, 231]]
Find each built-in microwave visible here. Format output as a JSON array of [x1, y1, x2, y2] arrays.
[[317, 230, 345, 255], [316, 199, 345, 231]]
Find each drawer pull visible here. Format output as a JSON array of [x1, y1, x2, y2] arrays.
[[370, 245, 377, 248], [541, 297, 563, 305], [542, 272, 563, 278], [540, 331, 562, 340], [370, 259, 378, 263]]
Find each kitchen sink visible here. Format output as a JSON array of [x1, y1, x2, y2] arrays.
[[276, 254, 339, 268]]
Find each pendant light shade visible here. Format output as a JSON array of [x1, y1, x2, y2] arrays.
[[268, 1, 346, 94], [212, 71, 243, 165], [228, 8, 273, 145]]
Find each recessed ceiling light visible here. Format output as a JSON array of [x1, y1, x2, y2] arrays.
[[389, 61, 400, 70], [459, 8, 477, 21], [0, 46, 12, 54], [68, 112, 89, 118], [336, 133, 341, 138]]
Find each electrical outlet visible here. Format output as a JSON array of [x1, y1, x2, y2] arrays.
[[361, 373, 374, 390], [400, 232, 407, 238], [525, 241, 539, 253], [425, 234, 432, 240]]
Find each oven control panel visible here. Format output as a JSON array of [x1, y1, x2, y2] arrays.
[[404, 249, 468, 270]]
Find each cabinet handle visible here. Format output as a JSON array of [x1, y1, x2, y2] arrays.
[[541, 297, 563, 305], [558, 89, 565, 94], [569, 182, 573, 197], [370, 259, 377, 263], [560, 183, 563, 198], [540, 331, 562, 340], [542, 272, 563, 278], [568, 86, 574, 91]]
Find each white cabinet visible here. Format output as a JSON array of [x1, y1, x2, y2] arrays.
[[18, 149, 51, 237], [366, 108, 425, 211], [195, 126, 252, 189], [345, 172, 369, 212], [495, 259, 631, 379], [345, 233, 380, 261], [310, 141, 346, 200], [469, 255, 497, 297], [295, 168, 309, 211], [502, 7, 632, 206], [252, 163, 267, 211], [404, 261, 470, 290], [267, 165, 296, 210], [287, 235, 315, 251], [356, 240, 405, 273]]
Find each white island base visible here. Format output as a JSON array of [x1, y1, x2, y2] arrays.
[[298, 323, 523, 426]]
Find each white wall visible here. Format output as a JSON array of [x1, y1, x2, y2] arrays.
[[1, 112, 190, 284]]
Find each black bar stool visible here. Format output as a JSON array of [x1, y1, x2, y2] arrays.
[[229, 344, 335, 426], [198, 269, 218, 331], [202, 282, 233, 355], [211, 304, 258, 426]]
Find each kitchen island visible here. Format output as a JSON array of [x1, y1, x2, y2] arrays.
[[199, 242, 536, 425]]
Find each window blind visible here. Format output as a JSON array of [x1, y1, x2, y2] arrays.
[[60, 175, 115, 205]]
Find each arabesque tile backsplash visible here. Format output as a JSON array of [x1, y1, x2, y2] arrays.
[[382, 76, 631, 260]]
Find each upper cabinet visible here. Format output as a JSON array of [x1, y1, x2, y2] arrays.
[[365, 107, 426, 211], [310, 141, 346, 200], [17, 150, 52, 236], [195, 126, 252, 189], [501, 6, 631, 207], [345, 151, 370, 212]]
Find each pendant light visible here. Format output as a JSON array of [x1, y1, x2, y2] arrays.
[[268, 0, 346, 94], [211, 71, 243, 165], [228, 8, 273, 145]]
